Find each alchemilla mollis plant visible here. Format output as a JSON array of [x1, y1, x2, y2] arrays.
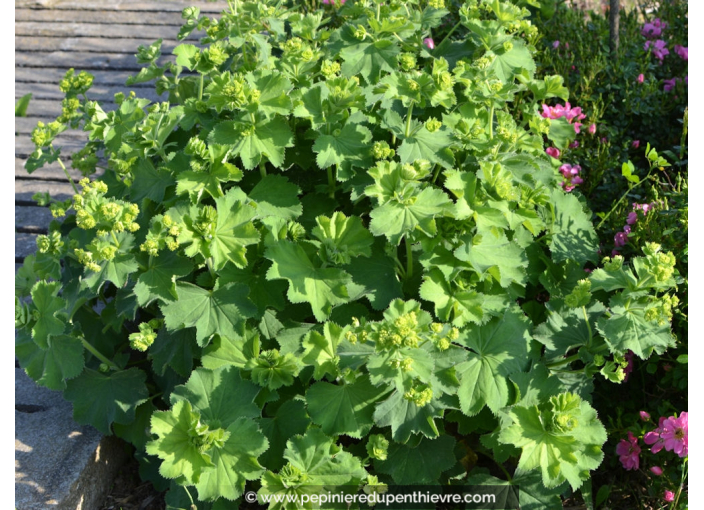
[[15, 0, 682, 507]]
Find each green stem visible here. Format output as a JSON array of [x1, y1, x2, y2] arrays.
[[596, 166, 655, 230], [376, 1, 381, 21], [488, 103, 494, 140], [431, 164, 441, 184], [405, 101, 415, 138], [56, 156, 79, 194], [672, 457, 687, 509], [259, 161, 267, 179], [110, 230, 120, 248], [546, 344, 609, 369], [198, 73, 204, 101], [582, 305, 593, 346], [80, 337, 120, 370], [327, 166, 336, 198], [437, 21, 461, 48], [405, 237, 413, 280]]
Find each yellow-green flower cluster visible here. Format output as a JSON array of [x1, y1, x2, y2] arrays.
[[398, 53, 417, 72], [565, 279, 592, 308], [645, 294, 680, 326], [36, 231, 64, 256], [372, 141, 395, 160], [140, 214, 181, 255], [31, 121, 65, 148], [73, 178, 140, 233], [427, 0, 445, 9], [366, 434, 389, 461], [129, 322, 158, 352], [425, 117, 442, 133], [643, 243, 677, 283], [59, 68, 94, 97], [403, 383, 433, 407], [320, 60, 341, 78]]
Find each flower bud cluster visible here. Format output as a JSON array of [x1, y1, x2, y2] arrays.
[[73, 178, 140, 233], [129, 322, 158, 352], [31, 121, 65, 148], [59, 68, 94, 97], [372, 141, 395, 160], [140, 214, 181, 255], [403, 383, 433, 407], [36, 231, 65, 256]]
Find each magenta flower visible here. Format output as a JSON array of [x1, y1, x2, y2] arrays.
[[637, 73, 645, 84], [627, 212, 638, 225], [423, 38, 435, 50], [664, 491, 675, 503], [632, 140, 640, 148], [644, 417, 668, 453], [574, 122, 582, 134], [645, 40, 669, 62], [664, 78, 678, 92], [552, 40, 560, 49], [650, 466, 664, 476], [616, 431, 641, 470], [660, 412, 688, 457], [641, 18, 667, 39], [674, 45, 688, 60], [614, 231, 628, 247], [623, 224, 631, 234], [623, 350, 635, 381], [569, 140, 580, 149], [640, 411, 651, 421], [546, 147, 560, 159], [588, 123, 597, 135]]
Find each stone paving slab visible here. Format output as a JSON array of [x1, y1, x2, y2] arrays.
[[15, 368, 129, 510]]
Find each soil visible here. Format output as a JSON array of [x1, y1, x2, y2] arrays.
[[99, 457, 165, 510]]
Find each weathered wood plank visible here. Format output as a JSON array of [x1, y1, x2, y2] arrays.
[[16, 21, 201, 40], [16, 8, 186, 25], [16, 82, 166, 102], [16, 205, 54, 231], [16, 0, 227, 12], [16, 36, 185, 55], [16, 179, 76, 203], [16, 233, 39, 259], [15, 136, 88, 159], [16, 67, 196, 87], [15, 158, 90, 180], [16, 51, 176, 71], [16, 117, 89, 136], [14, 98, 122, 119]]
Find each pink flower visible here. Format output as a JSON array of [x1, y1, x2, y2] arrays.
[[574, 122, 582, 134], [632, 140, 640, 148], [644, 417, 668, 453], [584, 268, 592, 273], [546, 147, 561, 159], [674, 45, 688, 60], [565, 42, 570, 50], [660, 412, 688, 457], [552, 40, 560, 49], [616, 431, 641, 470], [664, 491, 675, 503], [664, 78, 678, 92], [623, 225, 631, 234], [569, 140, 580, 149], [600, 136, 607, 143], [645, 40, 669, 62], [611, 248, 620, 257], [650, 466, 664, 476], [640, 411, 651, 421], [588, 123, 597, 135], [614, 232, 628, 247], [423, 38, 435, 50], [627, 212, 638, 225], [642, 18, 667, 39], [637, 73, 645, 84]]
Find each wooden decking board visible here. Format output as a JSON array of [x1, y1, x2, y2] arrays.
[[16, 8, 188, 25], [16, 0, 227, 12], [16, 179, 77, 203], [16, 82, 168, 102], [16, 51, 176, 70], [16, 117, 91, 136], [16, 67, 197, 86], [16, 21, 202, 40], [16, 205, 54, 231], [15, 158, 87, 180], [17, 36, 186, 54]]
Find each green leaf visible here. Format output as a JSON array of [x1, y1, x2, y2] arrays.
[[621, 161, 640, 184], [343, 248, 402, 310], [397, 123, 455, 170], [547, 118, 577, 149], [131, 158, 175, 203], [195, 417, 268, 501], [258, 399, 311, 471], [454, 230, 528, 288], [161, 282, 257, 346], [171, 366, 261, 426], [339, 32, 399, 83], [15, 93, 32, 117], [146, 399, 215, 483], [64, 368, 149, 435], [369, 186, 453, 245], [265, 241, 352, 322], [420, 268, 492, 326], [312, 123, 373, 172], [16, 331, 84, 390], [173, 43, 200, 70], [466, 468, 562, 510], [456, 307, 531, 415], [30, 280, 66, 349], [134, 251, 193, 306], [209, 115, 294, 170], [534, 302, 606, 363], [81, 232, 140, 293], [596, 295, 676, 359], [306, 374, 388, 438], [548, 189, 598, 265], [249, 175, 302, 220], [150, 328, 199, 377], [498, 392, 607, 490], [209, 188, 260, 270], [311, 212, 373, 265], [489, 39, 536, 83], [375, 435, 457, 484], [246, 69, 294, 117], [201, 327, 259, 370], [301, 322, 345, 380], [373, 390, 444, 443]]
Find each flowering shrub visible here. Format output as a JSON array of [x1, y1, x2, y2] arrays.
[[15, 0, 684, 508]]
